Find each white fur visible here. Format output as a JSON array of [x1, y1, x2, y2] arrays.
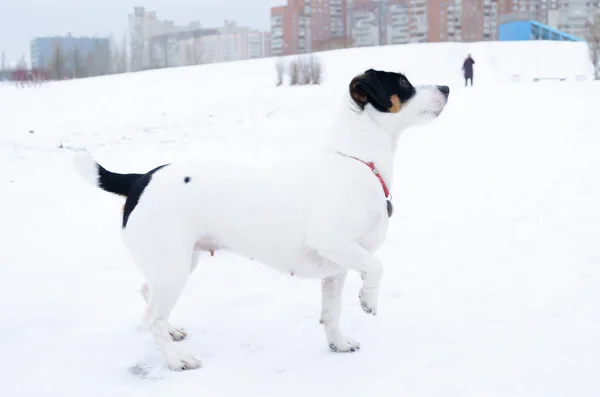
[[72, 152, 100, 187], [75, 82, 448, 371]]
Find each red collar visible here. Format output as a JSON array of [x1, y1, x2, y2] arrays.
[[346, 155, 391, 199]]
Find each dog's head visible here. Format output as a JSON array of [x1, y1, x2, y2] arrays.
[[349, 69, 449, 132]]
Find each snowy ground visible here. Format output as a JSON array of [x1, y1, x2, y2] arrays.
[[1, 42, 599, 397]]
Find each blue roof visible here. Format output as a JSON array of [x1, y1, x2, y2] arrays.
[[528, 20, 583, 41]]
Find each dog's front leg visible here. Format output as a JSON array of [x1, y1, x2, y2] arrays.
[[318, 244, 382, 315], [320, 271, 360, 352]]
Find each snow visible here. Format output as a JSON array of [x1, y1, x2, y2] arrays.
[[1, 41, 599, 396]]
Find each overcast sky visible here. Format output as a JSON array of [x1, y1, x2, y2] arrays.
[[0, 0, 281, 64]]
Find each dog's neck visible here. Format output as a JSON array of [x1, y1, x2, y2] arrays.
[[324, 99, 406, 191]]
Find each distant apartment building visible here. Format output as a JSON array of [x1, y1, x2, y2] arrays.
[[128, 7, 271, 70], [427, 0, 500, 43], [272, 0, 433, 55], [385, 1, 411, 44], [271, 0, 352, 56], [537, 0, 599, 39], [30, 34, 110, 75], [497, 0, 600, 40], [311, 0, 350, 50], [349, 0, 426, 47], [350, 0, 381, 47], [271, 2, 312, 56], [430, 0, 599, 43]]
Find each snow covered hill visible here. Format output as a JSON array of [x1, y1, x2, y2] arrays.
[[1, 41, 599, 397]]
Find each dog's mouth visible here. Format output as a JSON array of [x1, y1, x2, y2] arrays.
[[420, 109, 444, 117]]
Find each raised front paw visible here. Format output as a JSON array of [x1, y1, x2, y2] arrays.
[[359, 287, 378, 316], [329, 338, 361, 353]]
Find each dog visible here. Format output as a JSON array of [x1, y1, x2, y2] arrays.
[[73, 68, 449, 371]]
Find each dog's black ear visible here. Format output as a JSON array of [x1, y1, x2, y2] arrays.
[[349, 69, 393, 111]]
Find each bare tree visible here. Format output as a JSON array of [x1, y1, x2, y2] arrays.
[[299, 56, 311, 85], [308, 55, 323, 85], [110, 34, 128, 74], [162, 35, 169, 68], [71, 46, 85, 78], [191, 34, 199, 64], [121, 34, 130, 73], [289, 58, 299, 85], [148, 42, 157, 70], [109, 34, 119, 74], [17, 53, 27, 69], [87, 40, 111, 77], [184, 43, 194, 66], [275, 57, 284, 86], [585, 14, 600, 80], [1, 51, 5, 72], [49, 42, 66, 80], [191, 35, 206, 65], [85, 54, 95, 77]]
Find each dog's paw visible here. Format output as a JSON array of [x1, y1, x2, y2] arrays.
[[167, 354, 202, 371], [329, 338, 360, 353], [169, 326, 188, 342], [359, 288, 378, 316]]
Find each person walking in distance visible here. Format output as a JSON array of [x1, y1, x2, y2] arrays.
[[462, 54, 475, 87]]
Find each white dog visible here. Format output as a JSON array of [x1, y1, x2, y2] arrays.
[[73, 68, 449, 371]]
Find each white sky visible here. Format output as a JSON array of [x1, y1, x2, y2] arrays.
[[0, 0, 282, 64]]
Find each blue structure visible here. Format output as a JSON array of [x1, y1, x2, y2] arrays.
[[499, 20, 583, 42], [30, 34, 110, 74]]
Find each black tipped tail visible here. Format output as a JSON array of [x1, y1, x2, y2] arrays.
[[72, 153, 145, 197]]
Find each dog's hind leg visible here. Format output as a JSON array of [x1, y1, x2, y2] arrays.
[[143, 251, 201, 371], [140, 283, 188, 342], [127, 234, 200, 370], [320, 271, 360, 353], [139, 251, 202, 343]]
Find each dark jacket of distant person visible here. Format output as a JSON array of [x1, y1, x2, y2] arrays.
[[462, 55, 475, 79]]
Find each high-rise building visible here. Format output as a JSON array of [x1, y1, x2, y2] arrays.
[[385, 0, 411, 45], [348, 0, 427, 46], [129, 7, 202, 71], [271, 3, 312, 56], [427, 0, 500, 43], [30, 34, 110, 75], [272, 0, 600, 54], [547, 0, 600, 39], [349, 0, 382, 47], [497, 0, 600, 40], [271, 0, 352, 55], [129, 8, 271, 69]]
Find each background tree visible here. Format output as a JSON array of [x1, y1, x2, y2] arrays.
[[71, 46, 85, 78], [17, 53, 27, 69], [191, 33, 207, 65], [87, 40, 111, 77], [120, 34, 129, 73], [110, 34, 128, 74], [49, 42, 66, 80], [585, 14, 600, 80]]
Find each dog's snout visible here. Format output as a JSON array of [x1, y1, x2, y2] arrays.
[[437, 85, 450, 96]]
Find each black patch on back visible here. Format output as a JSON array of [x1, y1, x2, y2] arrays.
[[122, 164, 170, 228], [184, 176, 191, 184], [97, 164, 144, 197]]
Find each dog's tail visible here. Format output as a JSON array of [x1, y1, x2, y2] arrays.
[[72, 153, 144, 197]]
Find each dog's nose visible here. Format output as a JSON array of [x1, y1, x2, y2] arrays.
[[437, 85, 450, 96]]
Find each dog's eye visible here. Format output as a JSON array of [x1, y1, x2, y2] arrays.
[[399, 78, 410, 87]]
